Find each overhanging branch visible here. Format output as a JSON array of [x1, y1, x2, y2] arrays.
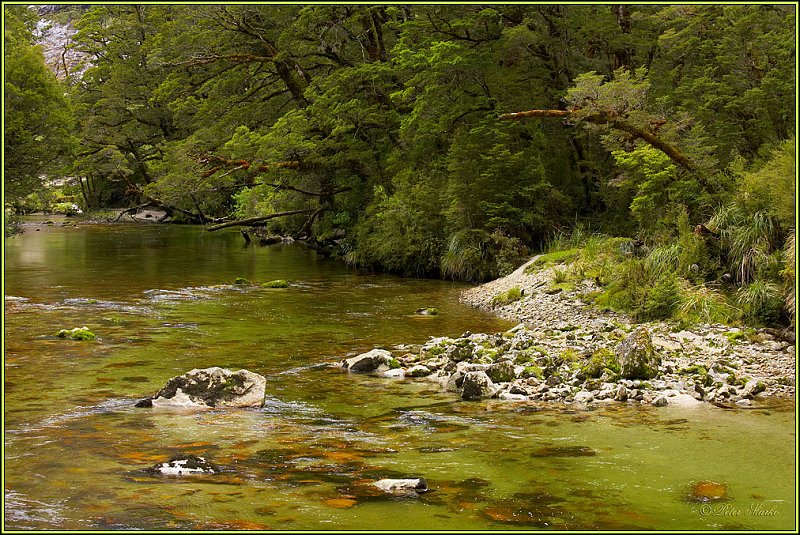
[[206, 209, 315, 231], [499, 108, 696, 171]]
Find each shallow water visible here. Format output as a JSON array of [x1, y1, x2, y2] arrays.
[[4, 221, 796, 530]]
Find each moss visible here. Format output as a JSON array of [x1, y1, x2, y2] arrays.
[[425, 344, 446, 357], [261, 279, 289, 288], [556, 348, 581, 366], [56, 326, 96, 340], [523, 365, 544, 379], [492, 287, 523, 307], [387, 358, 402, 369], [580, 348, 620, 378], [525, 248, 581, 272], [475, 348, 499, 362], [680, 364, 707, 374], [723, 330, 747, 343], [548, 281, 576, 294], [234, 277, 251, 285]]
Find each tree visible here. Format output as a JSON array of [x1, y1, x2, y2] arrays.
[[4, 5, 75, 199]]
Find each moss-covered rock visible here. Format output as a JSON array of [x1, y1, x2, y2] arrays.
[[142, 367, 267, 409], [522, 365, 544, 379], [580, 348, 621, 379], [615, 326, 661, 379], [487, 361, 516, 383], [261, 279, 289, 288], [234, 277, 250, 285], [414, 307, 439, 315], [55, 326, 96, 340]]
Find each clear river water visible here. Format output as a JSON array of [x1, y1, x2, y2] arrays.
[[3, 220, 796, 530]]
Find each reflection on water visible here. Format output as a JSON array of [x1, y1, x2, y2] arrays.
[[4, 222, 796, 530]]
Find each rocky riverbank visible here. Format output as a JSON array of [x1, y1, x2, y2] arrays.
[[341, 256, 795, 408]]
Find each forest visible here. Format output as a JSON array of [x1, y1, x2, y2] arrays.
[[5, 3, 796, 327]]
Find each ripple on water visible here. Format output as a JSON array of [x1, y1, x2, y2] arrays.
[[4, 490, 67, 528]]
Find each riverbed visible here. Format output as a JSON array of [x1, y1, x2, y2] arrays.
[[4, 220, 796, 530]]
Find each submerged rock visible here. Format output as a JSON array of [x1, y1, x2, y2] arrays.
[[372, 478, 429, 497], [138, 367, 266, 409], [687, 480, 728, 502], [146, 454, 220, 476], [414, 308, 439, 316], [261, 279, 289, 288], [616, 326, 661, 379], [341, 349, 396, 373]]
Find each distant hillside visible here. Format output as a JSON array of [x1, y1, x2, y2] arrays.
[[33, 5, 89, 80]]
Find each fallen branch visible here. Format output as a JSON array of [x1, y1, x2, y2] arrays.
[[206, 209, 315, 231]]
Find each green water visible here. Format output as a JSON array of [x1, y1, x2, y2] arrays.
[[4, 221, 796, 530]]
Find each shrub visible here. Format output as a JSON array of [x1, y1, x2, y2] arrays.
[[736, 279, 783, 325]]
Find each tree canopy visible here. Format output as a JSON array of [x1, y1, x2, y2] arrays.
[[5, 5, 796, 296]]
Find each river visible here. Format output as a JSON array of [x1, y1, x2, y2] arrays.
[[3, 220, 795, 530]]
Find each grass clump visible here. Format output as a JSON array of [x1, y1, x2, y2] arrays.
[[492, 286, 523, 307]]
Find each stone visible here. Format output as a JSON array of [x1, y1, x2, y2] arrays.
[[341, 349, 394, 373], [487, 361, 516, 383], [460, 371, 497, 401], [735, 398, 752, 407], [616, 326, 661, 379], [382, 368, 406, 379], [652, 395, 668, 407], [414, 308, 439, 316], [407, 365, 432, 377], [142, 367, 267, 409], [742, 379, 766, 398], [498, 391, 528, 401], [573, 391, 594, 404], [445, 342, 474, 362], [614, 384, 628, 401], [665, 392, 703, 408], [372, 478, 428, 497], [445, 371, 465, 392], [146, 454, 220, 475]]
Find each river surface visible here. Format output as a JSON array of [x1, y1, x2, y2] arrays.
[[4, 220, 796, 530]]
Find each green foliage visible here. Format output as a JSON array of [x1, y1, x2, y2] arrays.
[[736, 280, 784, 325], [4, 6, 75, 200]]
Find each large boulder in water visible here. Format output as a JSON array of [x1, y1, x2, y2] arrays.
[[615, 326, 661, 380], [341, 349, 395, 373], [136, 367, 266, 409]]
